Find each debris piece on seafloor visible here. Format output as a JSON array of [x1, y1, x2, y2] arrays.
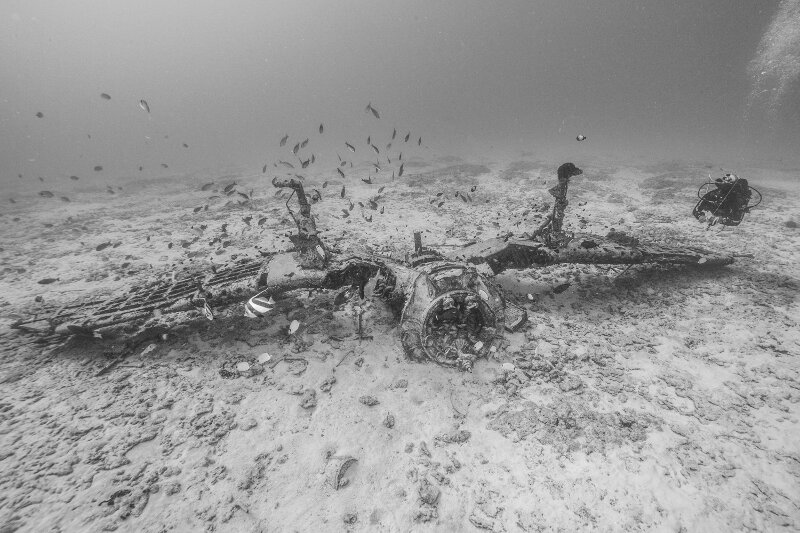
[[329, 456, 358, 490], [320, 375, 336, 392], [220, 357, 264, 379]]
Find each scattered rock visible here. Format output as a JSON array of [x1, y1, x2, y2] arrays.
[[419, 441, 431, 457], [418, 478, 441, 505], [300, 389, 317, 409], [393, 379, 408, 389], [359, 395, 379, 406], [343, 512, 358, 524], [240, 418, 257, 431], [559, 375, 583, 392], [435, 430, 471, 445], [383, 413, 395, 428], [785, 220, 797, 228]]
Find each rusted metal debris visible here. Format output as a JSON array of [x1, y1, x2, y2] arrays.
[[13, 163, 736, 371]]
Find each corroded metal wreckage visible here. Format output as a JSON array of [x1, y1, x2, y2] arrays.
[[13, 164, 735, 370]]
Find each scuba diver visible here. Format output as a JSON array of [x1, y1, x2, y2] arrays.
[[693, 172, 762, 228]]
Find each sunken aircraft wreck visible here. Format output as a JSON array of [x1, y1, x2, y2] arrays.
[[13, 163, 735, 370]]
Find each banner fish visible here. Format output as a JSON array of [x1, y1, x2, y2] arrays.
[[280, 134, 289, 146], [139, 99, 150, 113]]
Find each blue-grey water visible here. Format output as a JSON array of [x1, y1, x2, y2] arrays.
[[1, 0, 798, 194]]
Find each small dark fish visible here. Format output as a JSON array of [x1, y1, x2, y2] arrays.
[[364, 214, 373, 222], [204, 204, 209, 211], [368, 199, 378, 210], [280, 134, 289, 146], [378, 186, 385, 193], [337, 168, 345, 179], [345, 142, 355, 153], [386, 142, 392, 151], [112, 242, 121, 248], [183, 143, 189, 148], [399, 152, 403, 160], [223, 183, 236, 193], [9, 198, 16, 203], [94, 165, 103, 172], [168, 242, 173, 249], [61, 196, 71, 202], [138, 166, 143, 171], [361, 176, 372, 184], [337, 153, 342, 162], [37, 277, 59, 285], [70, 175, 79, 181], [437, 201, 445, 208], [100, 93, 111, 100], [301, 138, 309, 148], [319, 124, 324, 134], [38, 191, 54, 198], [436, 192, 443, 197], [392, 128, 397, 140], [341, 209, 350, 218], [242, 216, 252, 225], [311, 154, 315, 164], [358, 201, 364, 208], [372, 162, 381, 171], [379, 206, 384, 214], [429, 198, 437, 204], [398, 163, 404, 177], [257, 217, 267, 226], [237, 191, 249, 200], [201, 182, 215, 191], [576, 134, 587, 142], [418, 137, 422, 146], [35, 111, 46, 119], [279, 160, 294, 169], [339, 160, 347, 167], [292, 143, 300, 155], [96, 242, 112, 251], [161, 163, 168, 168], [262, 164, 267, 174], [193, 207, 203, 213], [371, 144, 379, 155], [139, 99, 150, 113], [340, 185, 346, 198], [366, 102, 380, 119], [301, 159, 310, 169], [553, 282, 571, 294], [322, 181, 328, 188], [367, 136, 371, 145], [38, 176, 44, 182], [404, 132, 410, 142]]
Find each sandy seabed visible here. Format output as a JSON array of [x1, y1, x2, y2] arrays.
[[0, 154, 798, 532]]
